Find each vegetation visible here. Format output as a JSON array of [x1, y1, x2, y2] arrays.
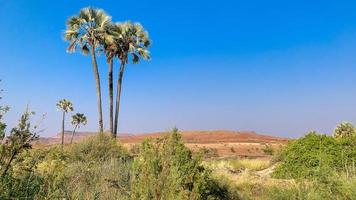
[[1, 83, 356, 199], [56, 99, 73, 147], [206, 158, 271, 173], [333, 121, 356, 138], [0, 110, 41, 198], [2, 5, 356, 200], [273, 130, 356, 179], [64, 8, 151, 137], [64, 7, 111, 133], [0, 124, 241, 199], [70, 113, 87, 144], [107, 22, 151, 137]]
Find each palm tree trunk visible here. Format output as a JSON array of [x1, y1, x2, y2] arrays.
[[113, 62, 125, 137], [90, 46, 104, 133], [70, 124, 78, 144], [61, 112, 65, 147], [108, 59, 114, 136]]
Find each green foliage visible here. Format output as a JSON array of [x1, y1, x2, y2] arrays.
[[105, 21, 151, 64], [67, 133, 129, 162], [0, 110, 39, 176], [263, 172, 356, 200], [131, 128, 232, 200], [0, 110, 41, 199], [273, 131, 356, 179], [65, 7, 112, 53], [36, 134, 132, 199], [333, 122, 356, 138], [71, 113, 87, 127], [56, 99, 73, 113]]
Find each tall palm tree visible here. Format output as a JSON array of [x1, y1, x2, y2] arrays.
[[110, 22, 151, 137], [70, 113, 87, 144], [64, 7, 111, 133], [56, 99, 74, 147], [103, 25, 116, 135]]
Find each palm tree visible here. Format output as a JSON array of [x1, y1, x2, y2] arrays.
[[103, 25, 116, 135], [56, 99, 74, 146], [70, 113, 87, 144], [64, 7, 111, 133], [110, 22, 151, 137], [333, 122, 356, 138]]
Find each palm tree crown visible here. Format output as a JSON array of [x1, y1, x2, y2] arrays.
[[108, 22, 151, 64], [71, 113, 87, 127], [64, 7, 112, 54], [56, 99, 73, 113]]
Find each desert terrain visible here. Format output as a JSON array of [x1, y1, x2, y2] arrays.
[[36, 130, 288, 158]]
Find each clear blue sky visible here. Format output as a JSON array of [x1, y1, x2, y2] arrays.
[[1, 0, 356, 137]]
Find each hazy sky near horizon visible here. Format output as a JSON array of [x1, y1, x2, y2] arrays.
[[1, 0, 356, 138]]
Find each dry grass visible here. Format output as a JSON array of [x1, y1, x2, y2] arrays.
[[205, 158, 271, 173], [205, 158, 293, 200], [230, 159, 271, 171]]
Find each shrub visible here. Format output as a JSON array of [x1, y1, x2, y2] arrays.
[[67, 133, 130, 162], [333, 122, 356, 138], [131, 128, 233, 200], [35, 134, 132, 199], [273, 131, 356, 179], [0, 110, 43, 199], [263, 171, 356, 200]]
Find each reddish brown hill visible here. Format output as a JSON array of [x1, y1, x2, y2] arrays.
[[35, 130, 288, 158], [37, 130, 287, 145], [119, 130, 288, 144]]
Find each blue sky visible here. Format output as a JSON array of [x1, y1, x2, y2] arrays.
[[1, 0, 356, 137]]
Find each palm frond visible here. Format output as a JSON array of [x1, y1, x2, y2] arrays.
[[64, 7, 112, 54]]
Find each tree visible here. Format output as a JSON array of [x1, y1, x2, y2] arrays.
[[64, 7, 111, 133], [56, 99, 73, 147], [333, 122, 356, 138], [0, 109, 39, 176], [103, 25, 116, 135], [110, 22, 151, 137], [131, 128, 228, 200], [70, 113, 87, 144]]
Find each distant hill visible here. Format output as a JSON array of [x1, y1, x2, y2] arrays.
[[35, 130, 288, 145]]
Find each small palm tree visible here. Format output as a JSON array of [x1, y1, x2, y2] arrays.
[[56, 99, 73, 146], [109, 22, 151, 137], [70, 113, 87, 144], [333, 122, 356, 138], [64, 7, 111, 133]]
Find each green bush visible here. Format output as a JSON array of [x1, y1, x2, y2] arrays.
[[273, 131, 356, 179], [131, 128, 237, 200], [0, 110, 42, 199], [67, 133, 130, 162], [264, 172, 356, 200], [35, 134, 132, 199]]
